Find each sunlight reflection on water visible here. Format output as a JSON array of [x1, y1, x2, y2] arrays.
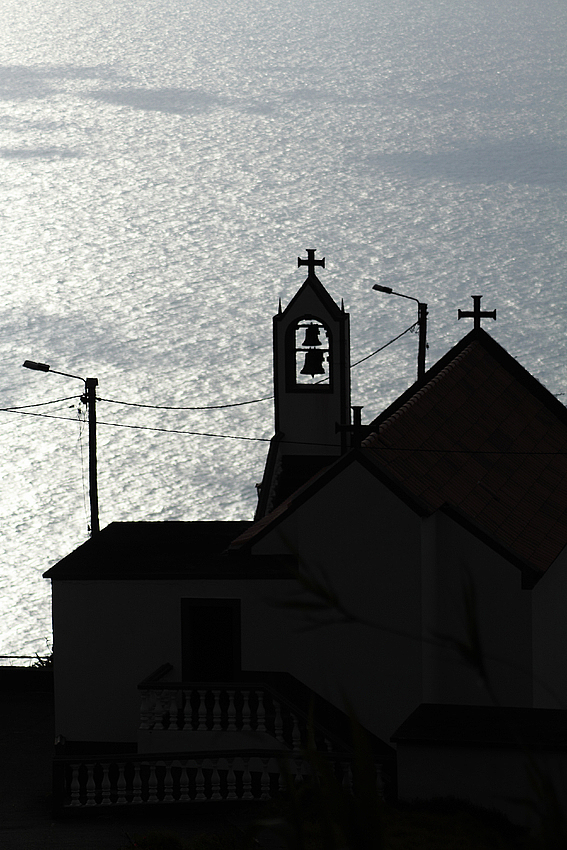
[[0, 0, 566, 654]]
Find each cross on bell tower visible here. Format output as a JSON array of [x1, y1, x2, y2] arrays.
[[298, 249, 325, 278], [458, 295, 496, 329]]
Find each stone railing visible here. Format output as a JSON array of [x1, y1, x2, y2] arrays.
[[53, 747, 354, 810], [138, 666, 345, 754], [51, 668, 386, 812]]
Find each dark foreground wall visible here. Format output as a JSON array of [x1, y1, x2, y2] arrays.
[[0, 666, 53, 692]]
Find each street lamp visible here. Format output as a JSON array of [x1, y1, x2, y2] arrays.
[[22, 360, 100, 535], [372, 285, 428, 381]]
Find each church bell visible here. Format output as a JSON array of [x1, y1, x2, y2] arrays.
[[301, 323, 322, 347], [300, 349, 325, 377]]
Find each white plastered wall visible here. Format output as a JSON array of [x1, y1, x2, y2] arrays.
[[532, 545, 567, 709], [51, 577, 297, 743], [252, 460, 423, 741], [421, 511, 532, 707]]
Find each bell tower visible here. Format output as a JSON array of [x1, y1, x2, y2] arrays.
[[255, 250, 351, 518]]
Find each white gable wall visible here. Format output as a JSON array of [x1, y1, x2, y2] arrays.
[[250, 459, 534, 738], [532, 545, 567, 709], [251, 461, 423, 740], [421, 512, 532, 707]]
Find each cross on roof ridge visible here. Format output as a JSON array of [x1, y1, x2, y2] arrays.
[[458, 295, 496, 329], [298, 249, 325, 278]]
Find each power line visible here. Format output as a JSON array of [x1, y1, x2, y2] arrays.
[[2, 325, 414, 416], [2, 407, 567, 455], [97, 394, 274, 410], [0, 395, 80, 411], [94, 326, 418, 411], [0, 407, 272, 442], [351, 322, 418, 368]]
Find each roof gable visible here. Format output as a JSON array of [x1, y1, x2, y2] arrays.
[[229, 449, 430, 552], [279, 272, 345, 323], [364, 329, 567, 573]]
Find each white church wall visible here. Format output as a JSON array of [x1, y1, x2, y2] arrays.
[[422, 511, 532, 707], [532, 545, 567, 709], [252, 459, 424, 740]]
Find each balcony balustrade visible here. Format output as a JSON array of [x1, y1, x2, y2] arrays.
[[52, 666, 385, 812], [53, 748, 355, 809], [137, 665, 343, 755]]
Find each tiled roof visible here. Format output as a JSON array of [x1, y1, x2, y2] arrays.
[[364, 330, 567, 572]]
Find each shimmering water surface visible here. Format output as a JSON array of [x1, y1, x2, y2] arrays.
[[1, 0, 566, 656]]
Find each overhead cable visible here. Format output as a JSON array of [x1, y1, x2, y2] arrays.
[[97, 394, 274, 411], [95, 324, 417, 411], [0, 395, 81, 411], [350, 322, 418, 368], [2, 407, 567, 455]]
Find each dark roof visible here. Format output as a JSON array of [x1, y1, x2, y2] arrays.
[[364, 329, 567, 573], [44, 521, 296, 580], [232, 329, 567, 575], [391, 703, 567, 750]]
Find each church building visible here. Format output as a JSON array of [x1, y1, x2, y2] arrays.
[[44, 251, 567, 817]]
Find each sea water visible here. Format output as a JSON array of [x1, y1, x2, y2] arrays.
[[0, 0, 566, 656]]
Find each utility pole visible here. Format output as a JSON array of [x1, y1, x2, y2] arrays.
[[372, 285, 428, 381], [417, 302, 427, 381], [82, 378, 100, 535], [23, 361, 100, 536]]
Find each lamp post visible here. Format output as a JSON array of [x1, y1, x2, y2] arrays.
[[22, 360, 100, 535], [372, 285, 428, 381]]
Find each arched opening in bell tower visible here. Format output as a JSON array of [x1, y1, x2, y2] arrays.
[[286, 316, 332, 391]]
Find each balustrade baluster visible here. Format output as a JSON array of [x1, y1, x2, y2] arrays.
[[148, 763, 159, 803], [85, 763, 97, 806], [70, 763, 81, 806], [241, 690, 252, 730], [197, 690, 207, 730], [256, 689, 267, 732], [242, 758, 253, 800], [154, 690, 165, 730], [116, 762, 127, 804], [211, 759, 222, 800], [100, 763, 112, 805], [226, 758, 237, 800], [164, 762, 174, 801], [195, 762, 206, 800], [260, 758, 271, 800], [226, 689, 237, 731], [183, 688, 193, 729], [132, 763, 143, 804], [212, 689, 222, 730], [179, 760, 190, 802], [168, 692, 179, 731]]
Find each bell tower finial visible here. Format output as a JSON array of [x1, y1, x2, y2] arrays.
[[298, 249, 325, 279], [458, 295, 496, 329]]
